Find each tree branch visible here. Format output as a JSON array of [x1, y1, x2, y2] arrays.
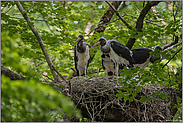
[[15, 2, 59, 81], [94, 1, 122, 34], [89, 18, 120, 35], [41, 14, 55, 35], [136, 1, 161, 32], [161, 34, 179, 50], [52, 65, 67, 82], [105, 1, 133, 30], [5, 4, 15, 13], [25, 3, 38, 13], [162, 47, 182, 69], [126, 1, 161, 49], [124, 14, 162, 26], [1, 66, 26, 80]]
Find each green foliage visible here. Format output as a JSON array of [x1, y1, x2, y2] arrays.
[[1, 31, 38, 80], [173, 96, 182, 122], [1, 75, 81, 122], [1, 1, 182, 121]]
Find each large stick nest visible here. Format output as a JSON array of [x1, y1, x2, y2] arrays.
[[66, 76, 181, 122]]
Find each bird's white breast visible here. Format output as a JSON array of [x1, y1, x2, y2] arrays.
[[133, 57, 151, 69], [103, 60, 115, 73], [76, 45, 90, 75]]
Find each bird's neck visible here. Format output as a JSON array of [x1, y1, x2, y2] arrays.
[[77, 40, 86, 53], [101, 43, 110, 53], [77, 40, 84, 47]]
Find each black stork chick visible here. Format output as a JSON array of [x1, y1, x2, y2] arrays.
[[74, 35, 90, 76], [93, 37, 135, 77], [132, 46, 162, 69], [101, 53, 126, 76]]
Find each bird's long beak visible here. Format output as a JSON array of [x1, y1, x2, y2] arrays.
[[75, 37, 81, 43], [92, 41, 100, 48]]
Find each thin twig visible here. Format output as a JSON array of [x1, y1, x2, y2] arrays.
[[41, 14, 55, 35], [133, 1, 141, 13], [52, 65, 67, 82], [25, 3, 38, 13], [43, 74, 58, 83], [5, 4, 15, 13], [9, 16, 44, 21], [162, 47, 182, 69], [124, 14, 162, 26], [106, 1, 133, 30]]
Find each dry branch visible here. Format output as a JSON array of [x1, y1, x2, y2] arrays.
[[89, 18, 120, 35], [15, 2, 59, 81], [52, 65, 67, 82]]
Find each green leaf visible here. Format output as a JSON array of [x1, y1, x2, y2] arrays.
[[147, 98, 153, 102], [140, 96, 147, 102], [136, 86, 141, 92], [124, 95, 129, 101]]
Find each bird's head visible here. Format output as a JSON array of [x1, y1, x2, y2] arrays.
[[92, 37, 107, 48], [75, 35, 84, 43], [154, 45, 162, 52]]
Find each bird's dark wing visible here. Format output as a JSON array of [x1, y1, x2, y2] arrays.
[[131, 48, 153, 64], [102, 58, 105, 70], [101, 53, 105, 58], [86, 44, 90, 69], [109, 40, 135, 64], [119, 63, 126, 70], [74, 45, 79, 76]]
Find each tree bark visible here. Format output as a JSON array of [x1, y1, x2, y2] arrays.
[[1, 66, 26, 80], [15, 2, 59, 82], [94, 1, 122, 34]]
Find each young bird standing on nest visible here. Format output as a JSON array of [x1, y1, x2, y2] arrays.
[[74, 35, 90, 76], [92, 37, 135, 78], [101, 53, 126, 76]]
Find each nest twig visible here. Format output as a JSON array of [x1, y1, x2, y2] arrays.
[[66, 76, 181, 122]]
